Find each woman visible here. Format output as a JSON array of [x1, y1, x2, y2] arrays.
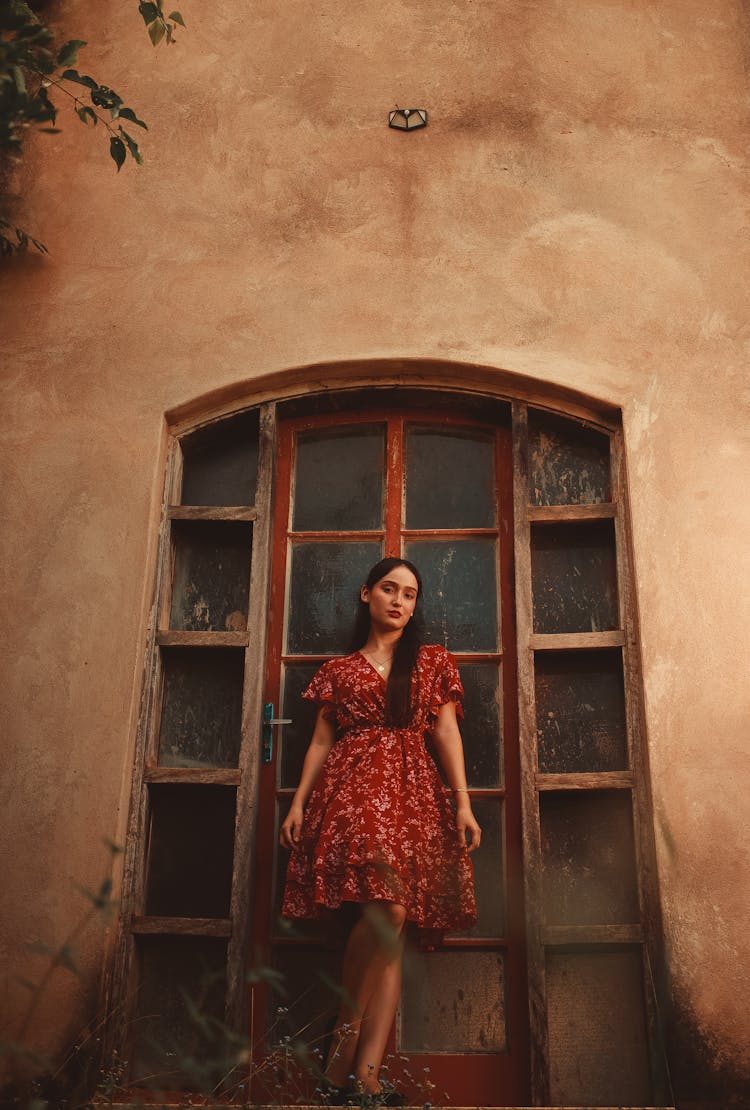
[[280, 556, 481, 1101]]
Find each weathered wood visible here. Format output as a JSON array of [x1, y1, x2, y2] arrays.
[[530, 631, 625, 651], [226, 402, 277, 1030], [156, 630, 249, 647], [168, 505, 258, 521], [512, 401, 550, 1107], [527, 503, 615, 522], [535, 771, 634, 791], [540, 923, 643, 945], [144, 767, 241, 785], [131, 916, 232, 937]]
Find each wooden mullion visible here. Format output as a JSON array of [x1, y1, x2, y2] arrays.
[[144, 767, 241, 786], [511, 401, 550, 1105], [527, 503, 615, 522], [168, 506, 258, 522], [530, 630, 625, 651], [157, 631, 249, 648], [535, 771, 634, 791], [540, 924, 643, 945], [131, 916, 232, 937], [612, 428, 671, 1103], [226, 402, 277, 1030], [401, 527, 499, 539], [286, 529, 385, 542], [386, 414, 403, 550]]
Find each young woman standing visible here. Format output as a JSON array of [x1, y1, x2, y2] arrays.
[[280, 557, 481, 1101]]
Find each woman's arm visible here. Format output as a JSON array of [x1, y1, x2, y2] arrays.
[[279, 707, 336, 849], [431, 699, 482, 852]]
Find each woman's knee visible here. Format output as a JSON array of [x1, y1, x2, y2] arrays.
[[376, 901, 407, 932]]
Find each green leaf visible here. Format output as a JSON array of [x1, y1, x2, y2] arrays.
[[148, 19, 166, 46], [138, 2, 159, 24], [61, 69, 98, 90], [76, 105, 97, 126], [119, 127, 144, 164], [56, 39, 86, 68], [109, 135, 126, 171], [39, 127, 62, 134], [169, 10, 186, 25], [11, 66, 27, 95], [118, 106, 147, 130]]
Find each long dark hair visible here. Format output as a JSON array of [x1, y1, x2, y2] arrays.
[[350, 556, 424, 727]]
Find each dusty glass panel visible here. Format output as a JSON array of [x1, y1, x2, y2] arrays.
[[157, 647, 243, 768], [405, 426, 496, 529], [547, 947, 651, 1105], [405, 539, 498, 652], [145, 783, 236, 918], [531, 521, 618, 634], [293, 425, 385, 532], [528, 410, 610, 506], [169, 521, 252, 632], [536, 650, 628, 773], [279, 663, 320, 788], [180, 409, 259, 507], [400, 950, 506, 1052], [458, 664, 502, 788], [455, 797, 504, 938], [540, 791, 639, 925], [287, 542, 382, 655], [130, 935, 227, 1088]]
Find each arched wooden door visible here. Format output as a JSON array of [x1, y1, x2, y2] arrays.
[[251, 401, 529, 1105]]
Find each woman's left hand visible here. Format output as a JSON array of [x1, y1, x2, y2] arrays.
[[456, 802, 481, 852]]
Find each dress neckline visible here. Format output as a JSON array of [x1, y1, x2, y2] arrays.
[[356, 650, 388, 683]]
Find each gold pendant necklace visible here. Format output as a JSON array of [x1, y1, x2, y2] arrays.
[[364, 650, 392, 673]]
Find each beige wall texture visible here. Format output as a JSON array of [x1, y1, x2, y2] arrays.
[[2, 0, 750, 1104]]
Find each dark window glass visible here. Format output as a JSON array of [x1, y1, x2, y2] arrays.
[[287, 542, 382, 655], [528, 410, 610, 506], [458, 664, 503, 788], [531, 521, 619, 634], [462, 797, 504, 938], [180, 409, 259, 506], [546, 947, 651, 1105], [169, 521, 252, 632], [268, 948, 343, 1051], [145, 783, 236, 918], [400, 950, 507, 1052], [540, 791, 639, 925], [405, 427, 496, 529], [293, 425, 385, 532], [279, 663, 320, 788], [130, 935, 227, 1088], [406, 539, 498, 652], [157, 648, 243, 768], [535, 650, 628, 773]]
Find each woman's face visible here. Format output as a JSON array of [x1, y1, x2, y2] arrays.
[[361, 564, 419, 633]]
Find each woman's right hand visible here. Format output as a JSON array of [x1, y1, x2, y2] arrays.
[[279, 801, 305, 849]]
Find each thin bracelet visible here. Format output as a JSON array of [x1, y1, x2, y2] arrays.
[[453, 787, 469, 793]]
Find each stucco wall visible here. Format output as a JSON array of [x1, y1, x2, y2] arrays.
[[2, 0, 750, 1103]]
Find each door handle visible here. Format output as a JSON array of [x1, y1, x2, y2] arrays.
[[262, 702, 292, 764]]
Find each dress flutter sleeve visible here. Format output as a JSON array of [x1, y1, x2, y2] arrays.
[[429, 648, 464, 721], [302, 661, 337, 720]]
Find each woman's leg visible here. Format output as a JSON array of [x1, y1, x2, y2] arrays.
[[324, 902, 406, 1091]]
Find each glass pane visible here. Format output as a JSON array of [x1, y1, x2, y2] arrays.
[[275, 798, 325, 939], [293, 425, 385, 532], [157, 648, 243, 768], [531, 521, 618, 634], [269, 947, 343, 1050], [405, 427, 496, 529], [528, 410, 610, 506], [405, 539, 498, 651], [400, 950, 506, 1052], [279, 663, 319, 788], [536, 650, 628, 772], [169, 521, 252, 632], [287, 542, 382, 655], [459, 797, 504, 938], [145, 784, 236, 917], [459, 664, 502, 788], [180, 409, 259, 506], [130, 935, 227, 1088], [540, 791, 639, 925], [547, 947, 651, 1105]]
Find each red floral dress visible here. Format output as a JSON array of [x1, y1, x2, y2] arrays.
[[281, 644, 476, 932]]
